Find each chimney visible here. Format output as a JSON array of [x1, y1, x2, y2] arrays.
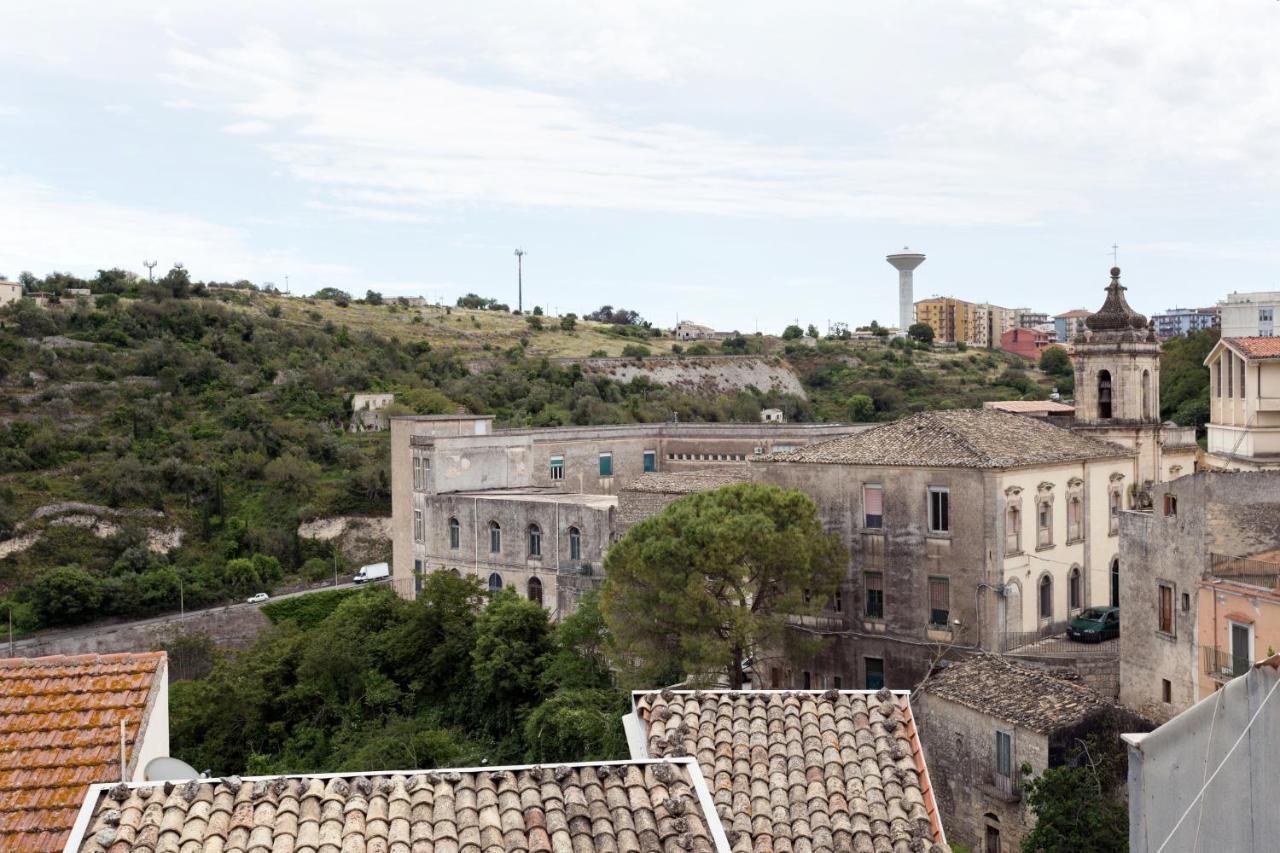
[[886, 248, 926, 337]]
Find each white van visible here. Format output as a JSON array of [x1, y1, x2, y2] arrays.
[[353, 562, 390, 584]]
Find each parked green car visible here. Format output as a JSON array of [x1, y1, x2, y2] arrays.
[[1068, 607, 1120, 642]]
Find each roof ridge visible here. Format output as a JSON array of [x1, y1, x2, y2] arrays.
[[0, 651, 165, 668], [922, 410, 998, 466]]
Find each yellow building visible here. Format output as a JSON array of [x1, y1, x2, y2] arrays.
[[915, 297, 983, 345]]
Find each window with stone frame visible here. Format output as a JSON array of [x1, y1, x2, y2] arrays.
[[1069, 566, 1082, 612], [527, 524, 542, 558], [928, 486, 949, 534], [1005, 504, 1021, 554], [413, 456, 422, 491], [568, 526, 581, 561], [413, 510, 424, 543], [489, 520, 502, 554], [1038, 574, 1053, 621], [1067, 491, 1083, 543], [448, 516, 460, 549], [863, 484, 884, 529], [1158, 582, 1175, 635], [1036, 497, 1054, 548], [1108, 485, 1122, 535], [928, 577, 950, 628], [864, 572, 884, 620]]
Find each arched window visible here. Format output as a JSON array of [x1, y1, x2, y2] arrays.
[[527, 523, 542, 558], [568, 526, 581, 561], [448, 517, 460, 550], [488, 521, 501, 554], [528, 577, 543, 607], [1142, 369, 1151, 420], [1098, 370, 1112, 419], [488, 572, 503, 592], [1005, 505, 1021, 553], [1038, 574, 1053, 621], [1069, 566, 1082, 612]]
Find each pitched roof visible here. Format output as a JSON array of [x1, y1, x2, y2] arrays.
[[0, 652, 166, 853], [633, 689, 949, 852], [760, 409, 1130, 468], [622, 467, 750, 494], [982, 400, 1076, 414], [920, 655, 1113, 735], [69, 760, 727, 853], [1054, 309, 1091, 319], [1224, 337, 1280, 360]]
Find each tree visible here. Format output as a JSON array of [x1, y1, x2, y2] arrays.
[[1161, 328, 1217, 430], [365, 290, 384, 305], [781, 325, 803, 340], [525, 315, 543, 331], [1039, 346, 1072, 377], [559, 313, 577, 332], [470, 590, 554, 737], [314, 287, 352, 302], [160, 266, 192, 299], [601, 482, 846, 688], [806, 324, 820, 339], [586, 305, 646, 326], [907, 322, 935, 344], [1021, 765, 1127, 852], [846, 393, 876, 422], [28, 565, 103, 626]]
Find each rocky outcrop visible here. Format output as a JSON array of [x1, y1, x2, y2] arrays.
[[297, 516, 391, 566]]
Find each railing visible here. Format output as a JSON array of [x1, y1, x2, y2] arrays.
[[1203, 646, 1252, 680], [984, 771, 1022, 802], [1208, 554, 1280, 590]]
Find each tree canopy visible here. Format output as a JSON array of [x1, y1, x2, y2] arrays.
[[1161, 327, 1217, 429], [601, 482, 846, 688], [907, 322, 935, 345]]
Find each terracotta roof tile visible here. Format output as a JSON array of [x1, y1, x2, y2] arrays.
[[0, 652, 165, 852], [635, 689, 951, 852], [920, 655, 1114, 734], [760, 409, 1130, 468], [622, 467, 750, 494], [1224, 336, 1280, 360], [982, 400, 1075, 414], [70, 761, 726, 853]]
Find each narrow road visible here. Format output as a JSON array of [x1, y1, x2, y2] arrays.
[[5, 578, 385, 656]]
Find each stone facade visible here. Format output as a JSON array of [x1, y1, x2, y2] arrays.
[[1118, 470, 1280, 723], [391, 417, 865, 612]]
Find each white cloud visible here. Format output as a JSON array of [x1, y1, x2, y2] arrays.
[[0, 175, 351, 285]]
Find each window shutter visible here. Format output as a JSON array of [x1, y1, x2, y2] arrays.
[[864, 486, 883, 515]]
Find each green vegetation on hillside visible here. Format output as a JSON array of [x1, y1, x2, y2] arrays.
[[1160, 327, 1218, 429], [171, 579, 627, 774]]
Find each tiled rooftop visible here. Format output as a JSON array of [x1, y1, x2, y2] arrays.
[[0, 652, 166, 853], [1224, 336, 1280, 360], [622, 468, 751, 494], [70, 760, 726, 853], [760, 409, 1130, 469], [920, 655, 1112, 735], [982, 400, 1075, 414], [634, 689, 949, 853]]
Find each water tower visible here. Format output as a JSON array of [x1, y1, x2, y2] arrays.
[[887, 248, 926, 336]]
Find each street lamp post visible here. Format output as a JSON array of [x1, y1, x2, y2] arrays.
[[514, 249, 525, 314]]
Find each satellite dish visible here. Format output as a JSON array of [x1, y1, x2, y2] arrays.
[[144, 756, 201, 782]]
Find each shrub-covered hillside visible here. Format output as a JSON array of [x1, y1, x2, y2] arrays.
[[0, 267, 1066, 630]]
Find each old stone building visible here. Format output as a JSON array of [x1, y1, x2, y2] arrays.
[[1118, 470, 1280, 723], [753, 408, 1136, 689], [390, 417, 864, 613], [917, 655, 1144, 853]]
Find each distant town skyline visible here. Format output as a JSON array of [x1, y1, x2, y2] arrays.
[[2, 1, 1279, 333]]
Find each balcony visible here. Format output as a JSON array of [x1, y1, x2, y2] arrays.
[[980, 771, 1022, 803], [1203, 645, 1251, 681]]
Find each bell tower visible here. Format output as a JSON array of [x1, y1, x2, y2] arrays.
[[1071, 267, 1163, 481]]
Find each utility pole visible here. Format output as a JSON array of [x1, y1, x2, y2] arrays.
[[514, 248, 525, 314], [285, 274, 290, 294], [143, 260, 157, 282]]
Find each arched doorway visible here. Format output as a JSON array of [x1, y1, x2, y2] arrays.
[[1004, 579, 1023, 641], [1110, 557, 1120, 608], [527, 577, 543, 607]]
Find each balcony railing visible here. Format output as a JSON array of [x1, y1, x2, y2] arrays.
[[982, 771, 1022, 802], [1203, 645, 1251, 680]]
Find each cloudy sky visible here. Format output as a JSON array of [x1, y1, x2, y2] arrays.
[[2, 0, 1278, 331]]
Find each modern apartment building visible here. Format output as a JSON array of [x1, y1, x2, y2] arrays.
[[1053, 309, 1091, 343], [1151, 305, 1219, 338], [1219, 291, 1280, 337]]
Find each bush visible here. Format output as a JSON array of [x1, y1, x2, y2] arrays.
[[559, 314, 577, 332], [621, 344, 650, 359], [261, 588, 357, 628], [28, 565, 104, 626]]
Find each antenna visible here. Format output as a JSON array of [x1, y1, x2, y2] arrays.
[[143, 260, 157, 282], [513, 249, 525, 314]]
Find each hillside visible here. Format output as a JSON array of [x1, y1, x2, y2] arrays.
[[0, 268, 1066, 631]]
